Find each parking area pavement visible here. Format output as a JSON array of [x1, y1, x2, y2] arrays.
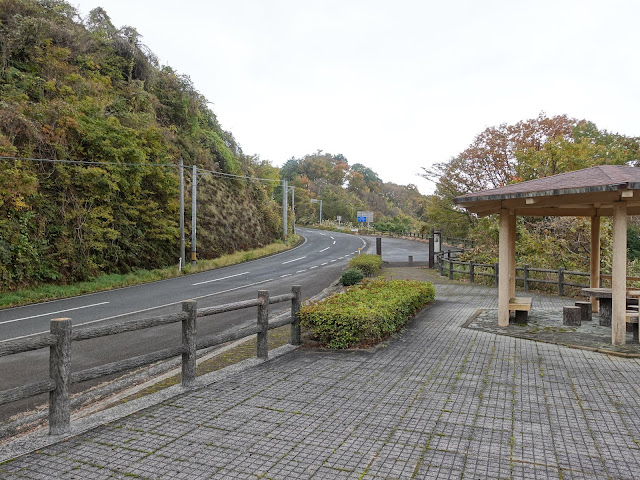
[[2, 280, 640, 479]]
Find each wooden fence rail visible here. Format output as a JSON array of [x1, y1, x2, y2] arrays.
[[434, 253, 623, 295], [0, 285, 302, 436]]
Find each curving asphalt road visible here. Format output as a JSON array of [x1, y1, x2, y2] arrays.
[[0, 228, 367, 341]]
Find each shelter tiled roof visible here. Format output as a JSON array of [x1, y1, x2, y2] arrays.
[[454, 165, 640, 204]]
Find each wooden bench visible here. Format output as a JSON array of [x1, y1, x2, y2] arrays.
[[509, 297, 532, 324]]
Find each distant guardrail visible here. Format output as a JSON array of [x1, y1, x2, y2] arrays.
[[0, 286, 302, 436]]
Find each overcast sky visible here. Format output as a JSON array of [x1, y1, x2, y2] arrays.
[[73, 0, 640, 194]]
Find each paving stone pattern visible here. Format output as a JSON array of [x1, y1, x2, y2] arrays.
[[3, 282, 640, 478]]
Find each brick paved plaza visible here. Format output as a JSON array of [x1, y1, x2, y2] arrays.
[[2, 279, 640, 479]]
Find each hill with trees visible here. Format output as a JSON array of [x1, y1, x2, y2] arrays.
[[281, 150, 427, 232], [0, 0, 282, 290]]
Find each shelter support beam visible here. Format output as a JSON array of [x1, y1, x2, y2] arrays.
[[498, 209, 513, 327], [509, 213, 516, 297], [612, 202, 627, 345], [590, 216, 601, 313]]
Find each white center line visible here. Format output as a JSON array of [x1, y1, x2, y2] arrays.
[[309, 266, 318, 269], [318, 247, 330, 253], [296, 269, 307, 273], [330, 259, 337, 263], [330, 236, 334, 240], [0, 302, 110, 326], [280, 274, 292, 278], [192, 271, 249, 286], [333, 241, 336, 245], [282, 256, 307, 265], [321, 262, 328, 266]]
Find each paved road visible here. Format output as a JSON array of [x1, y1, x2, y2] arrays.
[[4, 274, 640, 478], [0, 228, 367, 420], [0, 228, 366, 340]]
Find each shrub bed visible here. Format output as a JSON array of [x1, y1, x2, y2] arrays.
[[348, 254, 383, 276], [299, 278, 435, 349], [340, 267, 364, 286]]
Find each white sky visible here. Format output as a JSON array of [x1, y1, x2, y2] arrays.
[[73, 0, 640, 194]]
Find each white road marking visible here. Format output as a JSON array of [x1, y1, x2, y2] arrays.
[[309, 266, 318, 269], [318, 247, 330, 253], [333, 241, 336, 245], [321, 262, 328, 266], [330, 236, 334, 240], [70, 279, 275, 328], [330, 260, 337, 263], [280, 274, 292, 278], [282, 256, 307, 264], [319, 233, 326, 236], [192, 271, 249, 286], [0, 302, 110, 326], [296, 269, 307, 273]]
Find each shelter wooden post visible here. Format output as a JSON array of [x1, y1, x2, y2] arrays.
[[498, 209, 511, 327], [509, 212, 516, 297], [612, 202, 627, 345], [590, 216, 601, 313]]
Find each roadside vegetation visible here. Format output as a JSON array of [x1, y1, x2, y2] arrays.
[[0, 235, 300, 309], [300, 278, 435, 349]]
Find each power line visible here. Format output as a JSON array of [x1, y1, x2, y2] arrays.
[[0, 156, 292, 187], [0, 156, 177, 168]]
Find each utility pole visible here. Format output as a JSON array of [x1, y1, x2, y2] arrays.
[[179, 158, 185, 269], [290, 185, 295, 235], [191, 165, 197, 267], [282, 179, 288, 241]]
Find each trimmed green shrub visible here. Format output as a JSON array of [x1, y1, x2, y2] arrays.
[[340, 267, 365, 286], [300, 278, 435, 349], [348, 254, 383, 277]]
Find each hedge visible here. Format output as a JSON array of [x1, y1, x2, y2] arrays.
[[299, 278, 435, 349], [348, 254, 383, 276]]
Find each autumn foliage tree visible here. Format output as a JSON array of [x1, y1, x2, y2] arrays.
[[422, 113, 640, 272]]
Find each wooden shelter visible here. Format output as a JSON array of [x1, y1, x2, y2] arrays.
[[453, 165, 640, 345]]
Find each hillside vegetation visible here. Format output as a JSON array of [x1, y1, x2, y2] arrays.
[[0, 0, 281, 290], [281, 151, 428, 232]]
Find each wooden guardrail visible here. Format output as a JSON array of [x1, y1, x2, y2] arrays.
[[0, 286, 302, 436], [434, 253, 640, 295]]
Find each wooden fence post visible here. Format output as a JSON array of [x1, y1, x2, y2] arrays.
[[494, 263, 499, 287], [257, 290, 269, 360], [523, 264, 529, 292], [50, 318, 71, 435], [290, 285, 301, 346], [469, 261, 475, 284], [181, 300, 197, 388], [558, 267, 565, 297]]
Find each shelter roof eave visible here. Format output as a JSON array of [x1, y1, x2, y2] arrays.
[[453, 182, 640, 207]]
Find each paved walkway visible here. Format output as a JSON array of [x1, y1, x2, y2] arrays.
[[3, 280, 640, 479]]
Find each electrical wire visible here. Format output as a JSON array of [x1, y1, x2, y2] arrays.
[[0, 156, 292, 187]]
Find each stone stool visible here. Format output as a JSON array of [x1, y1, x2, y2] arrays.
[[563, 306, 581, 326], [574, 301, 592, 322]]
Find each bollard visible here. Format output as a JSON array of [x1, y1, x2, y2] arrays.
[[408, 255, 413, 266], [376, 237, 382, 256]]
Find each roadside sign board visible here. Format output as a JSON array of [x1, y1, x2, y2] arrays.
[[356, 211, 373, 223]]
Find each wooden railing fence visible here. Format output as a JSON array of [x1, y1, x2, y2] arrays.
[[0, 285, 302, 436], [433, 253, 640, 295]]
